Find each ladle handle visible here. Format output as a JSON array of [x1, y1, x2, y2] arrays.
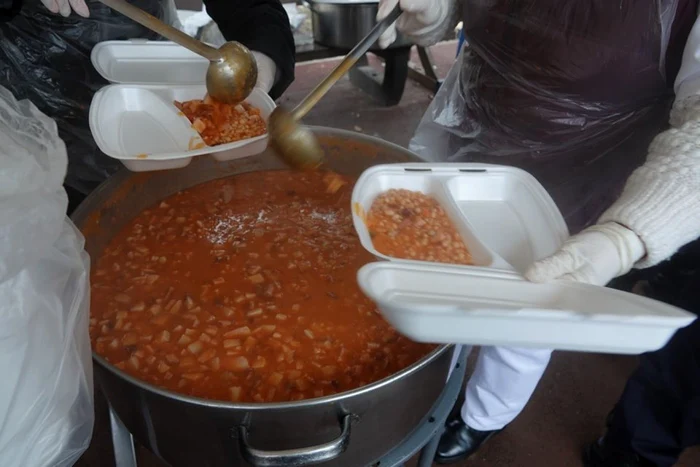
[[291, 4, 403, 120], [98, 0, 221, 62]]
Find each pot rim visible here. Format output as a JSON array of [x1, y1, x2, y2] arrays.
[[92, 344, 451, 410], [81, 125, 452, 411]]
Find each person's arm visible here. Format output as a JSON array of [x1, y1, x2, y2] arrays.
[[525, 14, 700, 286], [377, 0, 460, 49], [203, 0, 295, 99]]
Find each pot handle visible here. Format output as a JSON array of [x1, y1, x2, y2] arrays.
[[238, 414, 356, 466]]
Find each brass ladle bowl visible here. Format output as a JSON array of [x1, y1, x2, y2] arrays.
[[99, 0, 257, 105], [268, 5, 403, 170]]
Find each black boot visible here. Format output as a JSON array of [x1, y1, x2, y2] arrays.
[[583, 437, 656, 467], [434, 415, 503, 464]]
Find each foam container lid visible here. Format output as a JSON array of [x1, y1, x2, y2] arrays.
[[352, 163, 696, 354], [91, 40, 210, 85], [89, 40, 275, 172]]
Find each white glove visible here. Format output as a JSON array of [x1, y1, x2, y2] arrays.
[[251, 51, 278, 95], [525, 222, 646, 286], [42, 0, 90, 17], [377, 0, 446, 49]]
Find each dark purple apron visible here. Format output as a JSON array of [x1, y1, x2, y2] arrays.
[[417, 0, 697, 233]]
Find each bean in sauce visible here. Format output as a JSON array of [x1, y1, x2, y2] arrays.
[[89, 171, 435, 403]]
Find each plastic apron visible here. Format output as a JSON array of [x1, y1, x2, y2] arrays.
[[0, 0, 180, 196], [409, 0, 689, 234]]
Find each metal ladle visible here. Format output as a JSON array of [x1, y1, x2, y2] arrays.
[[99, 0, 257, 105], [268, 5, 403, 170]]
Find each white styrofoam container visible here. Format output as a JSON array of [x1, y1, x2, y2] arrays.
[[357, 263, 695, 354], [351, 163, 569, 273], [88, 40, 275, 172], [352, 163, 696, 354], [91, 40, 210, 85]]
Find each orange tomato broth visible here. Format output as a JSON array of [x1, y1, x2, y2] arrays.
[[89, 170, 435, 403]]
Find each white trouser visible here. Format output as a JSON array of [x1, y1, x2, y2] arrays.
[[460, 345, 553, 431]]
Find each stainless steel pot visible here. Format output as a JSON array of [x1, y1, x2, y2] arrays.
[[72, 128, 453, 467], [304, 0, 412, 50]]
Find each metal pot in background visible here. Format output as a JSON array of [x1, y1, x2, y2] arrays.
[[73, 128, 453, 467], [303, 0, 413, 50]]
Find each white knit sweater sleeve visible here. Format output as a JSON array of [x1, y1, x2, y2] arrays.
[[599, 14, 700, 268], [401, 0, 461, 47], [598, 101, 700, 268]]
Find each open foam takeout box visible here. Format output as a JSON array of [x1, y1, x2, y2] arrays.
[[88, 40, 276, 172], [352, 163, 696, 355]]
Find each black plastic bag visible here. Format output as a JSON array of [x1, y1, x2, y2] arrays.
[[0, 0, 176, 195]]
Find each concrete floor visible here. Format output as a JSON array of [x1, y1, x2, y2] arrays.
[[75, 42, 699, 467]]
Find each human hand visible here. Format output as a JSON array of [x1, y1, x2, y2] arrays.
[[42, 0, 90, 18], [376, 0, 445, 49], [525, 222, 646, 286], [528, 94, 700, 287], [251, 51, 277, 95]]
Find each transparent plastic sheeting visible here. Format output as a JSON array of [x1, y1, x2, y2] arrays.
[[0, 86, 93, 467], [408, 0, 680, 233], [0, 0, 180, 195]]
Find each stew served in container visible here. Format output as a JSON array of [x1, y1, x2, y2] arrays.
[[174, 97, 266, 146], [366, 189, 473, 265], [90, 170, 434, 403]]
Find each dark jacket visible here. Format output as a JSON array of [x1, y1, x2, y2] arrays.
[[203, 0, 295, 99]]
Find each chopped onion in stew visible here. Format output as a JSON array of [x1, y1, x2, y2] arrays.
[[90, 171, 435, 403]]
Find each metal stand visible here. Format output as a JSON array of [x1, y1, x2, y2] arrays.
[[108, 348, 467, 467], [407, 46, 443, 94], [374, 346, 468, 467], [295, 37, 442, 105], [348, 47, 412, 107], [110, 405, 137, 467]]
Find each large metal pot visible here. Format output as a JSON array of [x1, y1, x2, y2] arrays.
[[73, 128, 453, 467], [305, 0, 412, 50]]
